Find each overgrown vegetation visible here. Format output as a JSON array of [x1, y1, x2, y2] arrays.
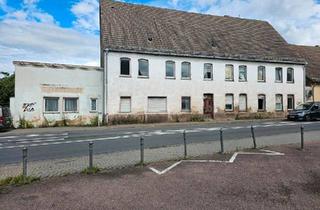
[[89, 116, 99, 126], [0, 175, 39, 186], [18, 117, 34, 128], [81, 166, 101, 175], [0, 72, 14, 106]]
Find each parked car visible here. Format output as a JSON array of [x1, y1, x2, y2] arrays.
[[287, 102, 320, 121], [0, 106, 12, 131]]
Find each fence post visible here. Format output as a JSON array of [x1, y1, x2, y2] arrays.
[[140, 136, 144, 166], [183, 130, 187, 159], [300, 125, 304, 150], [22, 147, 28, 177], [89, 142, 93, 169], [251, 125, 257, 149], [220, 128, 224, 153]]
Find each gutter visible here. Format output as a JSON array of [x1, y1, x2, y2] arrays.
[[103, 48, 109, 125]]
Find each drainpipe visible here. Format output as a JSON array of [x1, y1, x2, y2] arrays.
[[103, 49, 109, 125]]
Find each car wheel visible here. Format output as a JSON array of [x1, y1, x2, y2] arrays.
[[305, 115, 311, 121]]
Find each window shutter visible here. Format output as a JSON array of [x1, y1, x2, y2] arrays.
[[148, 97, 167, 113], [239, 95, 247, 111], [120, 97, 131, 113]]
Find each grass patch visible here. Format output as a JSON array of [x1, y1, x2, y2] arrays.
[[81, 166, 101, 175], [0, 175, 40, 186]]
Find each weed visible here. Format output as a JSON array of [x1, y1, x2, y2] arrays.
[[81, 166, 101, 175], [0, 175, 40, 186]]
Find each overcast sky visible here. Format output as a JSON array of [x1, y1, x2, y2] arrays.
[[0, 0, 320, 74]]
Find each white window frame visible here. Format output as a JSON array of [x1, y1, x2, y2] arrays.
[[287, 95, 295, 110], [165, 60, 176, 79], [258, 66, 266, 82], [275, 94, 283, 111], [239, 94, 247, 112], [138, 59, 149, 78], [181, 62, 191, 80], [238, 65, 247, 82], [258, 94, 266, 112], [90, 98, 97, 112], [204, 63, 213, 80], [44, 97, 59, 113], [225, 94, 234, 112], [287, 68, 294, 83], [275, 67, 283, 83], [63, 97, 79, 113], [119, 96, 132, 113], [225, 64, 234, 81]]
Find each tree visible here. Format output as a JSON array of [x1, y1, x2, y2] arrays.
[[0, 72, 15, 106]]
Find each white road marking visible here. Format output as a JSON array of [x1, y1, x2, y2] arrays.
[[149, 149, 284, 175]]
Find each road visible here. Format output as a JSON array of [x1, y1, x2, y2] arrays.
[[0, 120, 319, 165]]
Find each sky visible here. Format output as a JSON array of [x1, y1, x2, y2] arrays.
[[0, 0, 320, 74]]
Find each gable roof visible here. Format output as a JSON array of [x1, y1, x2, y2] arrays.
[[100, 0, 305, 64], [289, 45, 320, 82]]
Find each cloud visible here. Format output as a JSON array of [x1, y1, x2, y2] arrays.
[[0, 0, 99, 74], [71, 0, 99, 33]]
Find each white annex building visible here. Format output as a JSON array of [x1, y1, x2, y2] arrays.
[[10, 0, 307, 127]]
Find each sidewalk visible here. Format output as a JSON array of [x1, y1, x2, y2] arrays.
[[1, 130, 319, 179], [1, 141, 320, 210]]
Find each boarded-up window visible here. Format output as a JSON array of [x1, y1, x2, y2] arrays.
[[44, 97, 59, 112], [275, 67, 283, 82], [225, 94, 234, 111], [275, 94, 283, 111], [225, 64, 234, 81], [120, 97, 131, 113], [287, 95, 295, 110], [287, 68, 294, 83], [239, 65, 247, 82], [138, 59, 149, 77], [166, 61, 175, 78], [258, 66, 266, 82], [258, 94, 266, 111], [181, 62, 191, 79], [148, 97, 167, 113], [181, 97, 191, 112], [239, 94, 247, 112], [120, 58, 130, 76], [204, 63, 213, 80]]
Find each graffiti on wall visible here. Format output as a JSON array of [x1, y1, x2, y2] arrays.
[[22, 102, 36, 112]]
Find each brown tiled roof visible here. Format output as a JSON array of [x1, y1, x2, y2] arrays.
[[290, 45, 320, 81], [100, 0, 305, 64]]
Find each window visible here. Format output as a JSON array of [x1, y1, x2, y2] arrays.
[[44, 97, 59, 112], [287, 95, 295, 110], [204, 63, 213, 80], [148, 97, 167, 113], [225, 64, 234, 81], [258, 94, 266, 111], [239, 94, 247, 112], [120, 58, 130, 76], [258, 66, 266, 82], [64, 98, 78, 112], [275, 94, 283, 111], [181, 97, 191, 112], [225, 94, 234, 111], [239, 65, 247, 82], [138, 59, 149, 77], [120, 97, 131, 113], [165, 61, 175, 78], [91, 98, 97, 112], [287, 68, 294, 83], [181, 62, 191, 79], [275, 67, 283, 82]]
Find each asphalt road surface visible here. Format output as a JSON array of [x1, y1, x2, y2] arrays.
[[0, 120, 319, 165]]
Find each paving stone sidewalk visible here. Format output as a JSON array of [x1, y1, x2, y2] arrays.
[[1, 131, 319, 179]]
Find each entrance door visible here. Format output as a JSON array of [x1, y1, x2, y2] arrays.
[[203, 94, 214, 119]]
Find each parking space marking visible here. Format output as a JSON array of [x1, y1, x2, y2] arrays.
[[148, 149, 284, 175]]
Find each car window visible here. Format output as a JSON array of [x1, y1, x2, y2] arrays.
[[296, 103, 313, 110]]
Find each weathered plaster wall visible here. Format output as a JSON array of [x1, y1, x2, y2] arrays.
[[11, 62, 103, 127], [107, 52, 305, 121]]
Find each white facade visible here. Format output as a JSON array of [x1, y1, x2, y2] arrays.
[[105, 52, 305, 121], [10, 62, 103, 127]]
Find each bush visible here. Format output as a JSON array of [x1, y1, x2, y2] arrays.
[[18, 117, 34, 129], [0, 175, 39, 186], [89, 116, 99, 127], [81, 166, 101, 175]]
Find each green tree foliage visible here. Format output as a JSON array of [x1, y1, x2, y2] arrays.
[[0, 72, 15, 106]]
